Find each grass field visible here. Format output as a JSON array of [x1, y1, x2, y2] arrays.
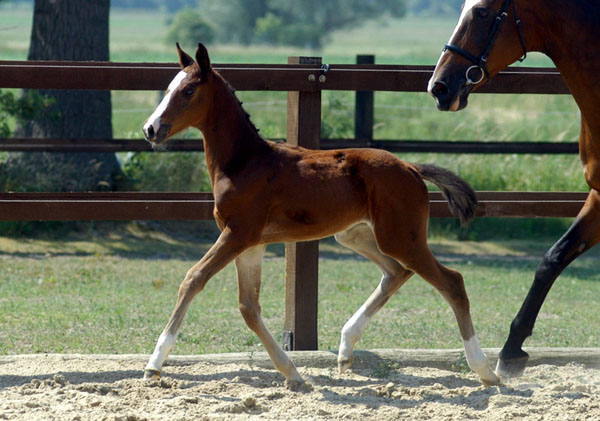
[[1, 229, 599, 356]]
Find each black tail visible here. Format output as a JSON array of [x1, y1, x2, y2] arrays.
[[414, 163, 478, 226]]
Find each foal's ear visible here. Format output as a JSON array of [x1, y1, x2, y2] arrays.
[[195, 43, 211, 78], [176, 42, 195, 69]]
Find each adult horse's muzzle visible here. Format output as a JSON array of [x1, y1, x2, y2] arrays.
[[428, 74, 476, 112]]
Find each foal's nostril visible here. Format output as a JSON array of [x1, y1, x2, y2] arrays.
[[145, 125, 155, 139], [431, 81, 449, 99]]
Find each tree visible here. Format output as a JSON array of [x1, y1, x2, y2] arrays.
[[407, 0, 462, 16], [165, 7, 215, 49], [198, 0, 406, 48], [197, 0, 267, 45], [1, 0, 120, 192]]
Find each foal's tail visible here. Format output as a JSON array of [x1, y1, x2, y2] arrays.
[[414, 163, 478, 226]]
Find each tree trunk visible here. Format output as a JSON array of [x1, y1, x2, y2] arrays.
[[2, 0, 120, 192]]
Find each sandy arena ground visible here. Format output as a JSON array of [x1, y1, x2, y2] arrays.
[[0, 350, 599, 420]]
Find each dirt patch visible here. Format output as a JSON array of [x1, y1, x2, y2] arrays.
[[0, 352, 599, 420]]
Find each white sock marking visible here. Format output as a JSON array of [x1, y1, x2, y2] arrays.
[[146, 331, 177, 372], [462, 335, 488, 371], [339, 305, 371, 359]]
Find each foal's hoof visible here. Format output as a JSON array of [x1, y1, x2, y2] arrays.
[[143, 369, 162, 382], [337, 356, 354, 373], [495, 351, 529, 379], [286, 379, 313, 393], [480, 370, 502, 387]]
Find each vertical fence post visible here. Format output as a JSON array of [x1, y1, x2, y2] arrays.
[[355, 55, 375, 142], [283, 56, 322, 351]]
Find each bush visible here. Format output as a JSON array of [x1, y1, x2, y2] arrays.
[[165, 7, 215, 48], [0, 90, 55, 138], [121, 151, 211, 192]]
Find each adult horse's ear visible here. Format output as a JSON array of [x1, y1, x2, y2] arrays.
[[195, 43, 211, 78], [176, 42, 195, 69]]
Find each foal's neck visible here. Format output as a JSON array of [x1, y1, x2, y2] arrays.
[[200, 73, 268, 184]]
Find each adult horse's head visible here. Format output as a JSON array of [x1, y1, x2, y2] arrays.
[[143, 43, 212, 145], [428, 0, 527, 111]]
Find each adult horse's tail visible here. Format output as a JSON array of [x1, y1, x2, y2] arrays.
[[415, 163, 478, 226]]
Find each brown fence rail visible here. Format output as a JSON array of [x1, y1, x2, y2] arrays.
[[0, 137, 579, 154], [0, 191, 587, 221], [0, 61, 569, 93]]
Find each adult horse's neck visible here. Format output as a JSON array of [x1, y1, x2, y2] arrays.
[[199, 73, 268, 185], [521, 0, 600, 128]]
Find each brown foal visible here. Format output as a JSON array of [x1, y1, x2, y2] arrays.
[[142, 43, 500, 388]]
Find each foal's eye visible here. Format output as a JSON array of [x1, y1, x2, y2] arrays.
[[183, 85, 195, 98], [474, 7, 489, 19]]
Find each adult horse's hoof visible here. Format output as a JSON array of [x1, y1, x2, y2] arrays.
[[495, 350, 529, 378], [143, 368, 162, 382], [337, 354, 354, 373]]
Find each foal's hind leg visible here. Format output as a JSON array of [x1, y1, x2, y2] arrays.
[[376, 230, 500, 385], [144, 227, 247, 380], [335, 224, 414, 372], [235, 245, 306, 390]]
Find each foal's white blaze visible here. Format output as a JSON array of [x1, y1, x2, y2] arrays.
[[143, 70, 187, 138], [428, 0, 483, 92], [145, 331, 177, 373]]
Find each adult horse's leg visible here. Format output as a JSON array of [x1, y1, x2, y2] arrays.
[[334, 224, 414, 372], [497, 189, 600, 377], [234, 244, 306, 389], [144, 227, 248, 380]]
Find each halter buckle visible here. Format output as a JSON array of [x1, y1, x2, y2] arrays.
[[465, 65, 485, 85]]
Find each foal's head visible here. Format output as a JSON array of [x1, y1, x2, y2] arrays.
[[143, 43, 213, 145], [428, 0, 527, 111]]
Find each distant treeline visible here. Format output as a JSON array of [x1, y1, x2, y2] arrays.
[[3, 0, 462, 16]]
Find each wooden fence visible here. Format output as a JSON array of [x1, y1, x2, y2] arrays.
[[0, 58, 585, 351]]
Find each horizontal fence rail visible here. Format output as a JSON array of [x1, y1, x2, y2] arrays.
[[0, 192, 587, 221], [0, 61, 570, 94], [0, 138, 580, 154]]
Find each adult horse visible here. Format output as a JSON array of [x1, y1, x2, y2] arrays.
[[141, 43, 501, 389], [428, 0, 600, 377]]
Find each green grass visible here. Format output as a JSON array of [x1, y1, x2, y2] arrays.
[[0, 232, 599, 355]]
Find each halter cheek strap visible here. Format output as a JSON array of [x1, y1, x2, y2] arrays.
[[443, 0, 527, 85]]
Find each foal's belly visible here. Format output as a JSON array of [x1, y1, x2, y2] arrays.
[[259, 203, 367, 244]]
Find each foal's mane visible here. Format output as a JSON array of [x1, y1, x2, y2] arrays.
[[213, 70, 261, 137]]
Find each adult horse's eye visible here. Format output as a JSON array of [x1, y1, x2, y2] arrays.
[[474, 7, 489, 19], [183, 85, 195, 98]]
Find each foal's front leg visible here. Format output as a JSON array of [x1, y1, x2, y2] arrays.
[[144, 228, 246, 380], [235, 245, 306, 390]]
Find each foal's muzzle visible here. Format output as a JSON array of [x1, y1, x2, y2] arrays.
[[143, 124, 155, 141], [142, 121, 170, 144]]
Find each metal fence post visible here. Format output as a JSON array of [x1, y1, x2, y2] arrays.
[[283, 56, 322, 351]]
